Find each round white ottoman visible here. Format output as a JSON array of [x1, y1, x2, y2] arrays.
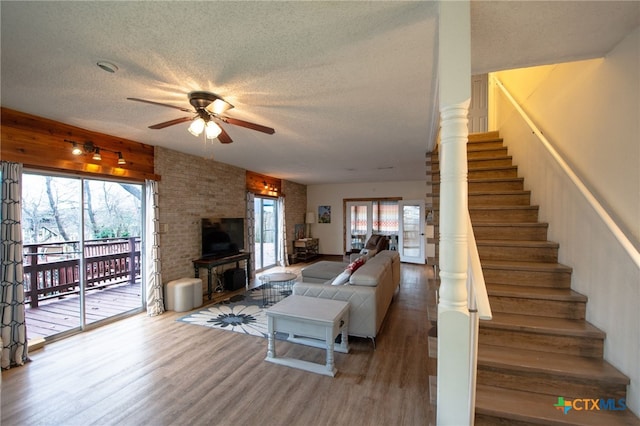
[[165, 278, 203, 312]]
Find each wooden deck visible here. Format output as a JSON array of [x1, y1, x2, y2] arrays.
[[25, 282, 143, 341]]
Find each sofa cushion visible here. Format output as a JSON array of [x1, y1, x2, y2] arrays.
[[301, 261, 348, 283], [349, 258, 388, 287]]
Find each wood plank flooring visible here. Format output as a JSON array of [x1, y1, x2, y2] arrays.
[[2, 260, 435, 426]]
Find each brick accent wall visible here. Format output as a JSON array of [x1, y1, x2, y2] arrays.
[[282, 180, 307, 255], [155, 146, 308, 285], [155, 146, 246, 283]]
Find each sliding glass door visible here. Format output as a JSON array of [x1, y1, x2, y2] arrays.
[[254, 197, 277, 271], [22, 172, 144, 341], [22, 174, 83, 338]]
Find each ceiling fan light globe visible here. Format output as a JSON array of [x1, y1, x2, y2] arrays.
[[211, 98, 233, 114], [188, 118, 206, 136], [205, 121, 222, 139]]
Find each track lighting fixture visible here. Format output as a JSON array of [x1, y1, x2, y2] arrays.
[[71, 142, 83, 155], [64, 139, 126, 166], [92, 148, 102, 161]]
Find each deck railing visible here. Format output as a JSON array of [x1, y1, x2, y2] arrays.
[[23, 237, 141, 308]]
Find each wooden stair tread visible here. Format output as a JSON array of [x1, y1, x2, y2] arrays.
[[469, 190, 530, 196], [477, 239, 559, 248], [434, 205, 539, 212], [471, 222, 547, 227], [433, 176, 524, 184], [467, 145, 508, 153], [478, 344, 628, 384], [487, 284, 587, 302], [469, 131, 501, 141], [430, 155, 513, 165], [476, 384, 640, 425], [432, 165, 517, 173], [482, 312, 605, 339], [481, 259, 573, 273]]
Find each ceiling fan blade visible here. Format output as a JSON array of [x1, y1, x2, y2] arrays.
[[127, 97, 193, 113], [148, 116, 193, 129], [219, 116, 275, 134], [217, 126, 233, 144]]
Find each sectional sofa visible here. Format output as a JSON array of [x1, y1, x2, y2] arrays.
[[292, 250, 400, 343]]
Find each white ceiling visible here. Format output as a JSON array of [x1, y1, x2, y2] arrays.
[[2, 1, 638, 185]]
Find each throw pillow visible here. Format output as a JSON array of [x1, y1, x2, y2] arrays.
[[347, 256, 366, 273], [331, 270, 351, 286]]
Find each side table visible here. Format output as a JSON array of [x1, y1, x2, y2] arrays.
[[293, 238, 319, 262], [258, 272, 297, 307]]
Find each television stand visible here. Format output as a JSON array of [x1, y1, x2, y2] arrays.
[[193, 252, 251, 299]]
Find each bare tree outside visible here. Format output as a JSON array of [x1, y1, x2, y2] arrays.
[[22, 174, 142, 244], [23, 174, 80, 244]]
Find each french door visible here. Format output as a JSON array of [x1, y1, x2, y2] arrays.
[[398, 200, 426, 264], [254, 196, 278, 271], [22, 172, 144, 341], [345, 200, 400, 253]]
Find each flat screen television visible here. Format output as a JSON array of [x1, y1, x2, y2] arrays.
[[201, 217, 245, 259]]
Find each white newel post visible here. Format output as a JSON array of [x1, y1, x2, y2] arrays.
[[437, 1, 473, 425]]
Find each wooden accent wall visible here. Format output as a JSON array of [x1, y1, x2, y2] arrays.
[[246, 170, 282, 197], [1, 108, 159, 181]]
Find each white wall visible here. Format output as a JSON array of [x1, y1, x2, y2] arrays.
[[494, 29, 639, 243], [306, 180, 427, 255], [493, 26, 640, 416]]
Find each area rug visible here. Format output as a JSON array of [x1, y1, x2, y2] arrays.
[[177, 288, 283, 339]]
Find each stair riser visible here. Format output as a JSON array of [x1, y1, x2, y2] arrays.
[[488, 295, 585, 319], [475, 225, 546, 240], [434, 224, 548, 241], [476, 367, 628, 400], [431, 157, 514, 169], [432, 180, 524, 193], [468, 140, 505, 149], [479, 328, 604, 358], [472, 208, 539, 223], [433, 193, 531, 207], [479, 245, 558, 263], [432, 167, 518, 180], [434, 208, 539, 223], [482, 268, 572, 289], [475, 414, 532, 426], [468, 148, 509, 159], [435, 244, 558, 262]]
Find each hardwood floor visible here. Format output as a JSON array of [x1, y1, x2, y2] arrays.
[[2, 261, 435, 426]]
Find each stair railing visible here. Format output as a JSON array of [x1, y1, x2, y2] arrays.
[[466, 212, 492, 423], [492, 76, 640, 269]]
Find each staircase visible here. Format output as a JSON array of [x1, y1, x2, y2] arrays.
[[427, 131, 639, 425]]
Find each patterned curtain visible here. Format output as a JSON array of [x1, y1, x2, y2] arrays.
[[277, 196, 289, 267], [0, 161, 28, 369], [373, 201, 399, 235], [245, 192, 256, 279], [145, 179, 164, 316]]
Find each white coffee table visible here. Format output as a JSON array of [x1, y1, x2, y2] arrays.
[[265, 295, 349, 377]]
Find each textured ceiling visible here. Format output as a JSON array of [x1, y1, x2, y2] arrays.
[[1, 1, 638, 185]]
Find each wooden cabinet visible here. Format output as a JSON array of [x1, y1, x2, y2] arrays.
[[293, 238, 319, 262]]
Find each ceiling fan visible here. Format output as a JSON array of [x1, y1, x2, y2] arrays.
[[127, 91, 275, 144]]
